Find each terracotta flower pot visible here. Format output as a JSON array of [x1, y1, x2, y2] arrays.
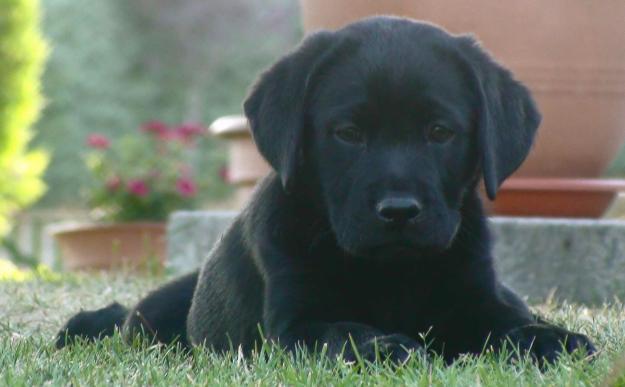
[[54, 223, 166, 271], [210, 116, 271, 206], [300, 0, 625, 178], [491, 178, 625, 218]]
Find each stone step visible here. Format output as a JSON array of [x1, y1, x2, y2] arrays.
[[168, 211, 625, 305]]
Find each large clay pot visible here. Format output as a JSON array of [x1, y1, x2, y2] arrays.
[[492, 178, 625, 218], [300, 0, 625, 178], [54, 223, 166, 271]]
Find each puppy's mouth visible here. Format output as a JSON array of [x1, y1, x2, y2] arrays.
[[340, 223, 462, 259], [366, 242, 422, 258], [347, 238, 447, 260]]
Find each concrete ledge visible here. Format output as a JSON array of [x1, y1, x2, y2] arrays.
[[168, 212, 625, 304], [167, 211, 237, 274], [491, 218, 625, 304]]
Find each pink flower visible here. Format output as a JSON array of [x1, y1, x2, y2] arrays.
[[105, 176, 121, 191], [86, 133, 110, 149], [175, 123, 205, 144], [176, 177, 197, 198], [141, 121, 175, 141], [127, 179, 149, 197], [141, 121, 169, 135]]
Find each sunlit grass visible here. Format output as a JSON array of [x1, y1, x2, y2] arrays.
[[0, 259, 61, 282]]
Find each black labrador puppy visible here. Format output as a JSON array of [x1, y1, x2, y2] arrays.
[[57, 17, 595, 364]]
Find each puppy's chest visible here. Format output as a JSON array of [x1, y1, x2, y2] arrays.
[[314, 260, 450, 334]]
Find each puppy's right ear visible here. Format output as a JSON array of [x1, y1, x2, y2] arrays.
[[244, 31, 350, 192], [456, 35, 541, 200]]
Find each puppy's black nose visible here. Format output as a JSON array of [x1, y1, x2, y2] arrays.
[[376, 197, 422, 224]]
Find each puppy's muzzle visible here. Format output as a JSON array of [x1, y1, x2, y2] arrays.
[[375, 196, 423, 226]]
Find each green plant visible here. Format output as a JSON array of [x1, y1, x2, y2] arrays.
[[85, 122, 207, 222], [0, 0, 49, 236]]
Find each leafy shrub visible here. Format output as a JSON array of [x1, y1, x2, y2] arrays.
[[0, 0, 49, 236]]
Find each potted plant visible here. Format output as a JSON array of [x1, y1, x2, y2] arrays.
[[54, 121, 206, 271]]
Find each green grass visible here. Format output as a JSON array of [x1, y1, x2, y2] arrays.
[[1, 272, 624, 386]]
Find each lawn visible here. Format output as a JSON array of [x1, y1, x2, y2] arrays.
[[1, 271, 624, 386]]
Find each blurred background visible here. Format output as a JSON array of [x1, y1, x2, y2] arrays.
[[1, 0, 301, 272], [2, 0, 625, 273], [33, 0, 300, 209]]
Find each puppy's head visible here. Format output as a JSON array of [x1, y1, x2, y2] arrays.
[[245, 17, 540, 257]]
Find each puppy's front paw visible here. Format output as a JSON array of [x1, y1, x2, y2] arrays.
[[344, 333, 424, 364], [55, 302, 128, 349], [504, 324, 596, 365]]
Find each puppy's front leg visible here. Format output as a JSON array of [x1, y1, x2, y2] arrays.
[[467, 284, 596, 365], [272, 320, 423, 363], [493, 285, 596, 364], [262, 277, 422, 363]]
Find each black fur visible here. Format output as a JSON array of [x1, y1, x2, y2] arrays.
[[123, 271, 198, 348], [56, 17, 595, 364], [56, 302, 127, 348]]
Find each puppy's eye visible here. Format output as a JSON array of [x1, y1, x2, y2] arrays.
[[427, 125, 455, 144], [334, 125, 365, 145]]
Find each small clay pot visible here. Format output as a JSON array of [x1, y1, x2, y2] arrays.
[[491, 178, 625, 218], [210, 116, 271, 206], [54, 223, 166, 271]]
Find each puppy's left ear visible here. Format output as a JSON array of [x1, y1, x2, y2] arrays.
[[456, 36, 541, 200], [244, 31, 353, 192]]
